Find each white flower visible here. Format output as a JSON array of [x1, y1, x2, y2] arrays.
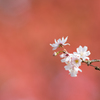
[[64, 64, 82, 77], [63, 54, 82, 77], [61, 53, 72, 64], [61, 53, 82, 66], [69, 67, 82, 77], [64, 65, 82, 77], [73, 46, 91, 60], [71, 55, 82, 67], [50, 36, 70, 50]]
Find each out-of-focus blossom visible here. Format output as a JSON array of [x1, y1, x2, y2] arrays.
[[50, 36, 70, 50], [63, 54, 82, 77], [73, 46, 91, 60]]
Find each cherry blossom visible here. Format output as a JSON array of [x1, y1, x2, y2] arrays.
[[62, 54, 82, 77], [50, 36, 70, 50], [50, 36, 92, 77], [73, 46, 91, 60]]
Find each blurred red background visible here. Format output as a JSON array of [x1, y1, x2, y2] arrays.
[[0, 0, 100, 100]]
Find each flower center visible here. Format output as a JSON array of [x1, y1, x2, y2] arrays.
[[80, 52, 84, 56], [75, 59, 79, 63], [58, 43, 63, 47]]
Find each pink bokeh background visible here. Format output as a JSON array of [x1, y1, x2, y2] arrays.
[[0, 0, 100, 100]]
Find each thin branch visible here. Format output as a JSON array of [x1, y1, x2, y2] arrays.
[[82, 59, 100, 71], [91, 59, 100, 63], [90, 64, 100, 71]]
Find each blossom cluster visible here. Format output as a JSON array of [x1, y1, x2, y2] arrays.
[[50, 36, 91, 77]]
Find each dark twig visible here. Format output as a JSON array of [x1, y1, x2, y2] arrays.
[[82, 59, 100, 71], [90, 64, 100, 71]]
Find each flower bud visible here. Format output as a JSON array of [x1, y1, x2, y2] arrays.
[[53, 52, 57, 56]]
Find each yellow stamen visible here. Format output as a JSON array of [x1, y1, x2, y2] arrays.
[[75, 59, 79, 63]]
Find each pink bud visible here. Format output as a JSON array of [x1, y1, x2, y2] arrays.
[[53, 52, 57, 56]]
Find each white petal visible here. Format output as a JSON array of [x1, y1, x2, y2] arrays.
[[50, 43, 58, 47], [85, 51, 91, 56], [69, 69, 78, 77], [73, 52, 80, 57], [57, 39, 61, 43], [73, 52, 78, 55], [64, 65, 70, 70], [62, 37, 64, 42], [78, 68, 82, 72], [71, 74, 77, 77], [82, 46, 87, 52], [52, 47, 58, 50], [64, 36, 68, 43], [77, 46, 82, 53], [63, 43, 70, 46], [61, 58, 66, 63], [60, 54, 65, 58], [69, 67, 82, 77], [50, 44, 55, 47], [54, 39, 57, 43]]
